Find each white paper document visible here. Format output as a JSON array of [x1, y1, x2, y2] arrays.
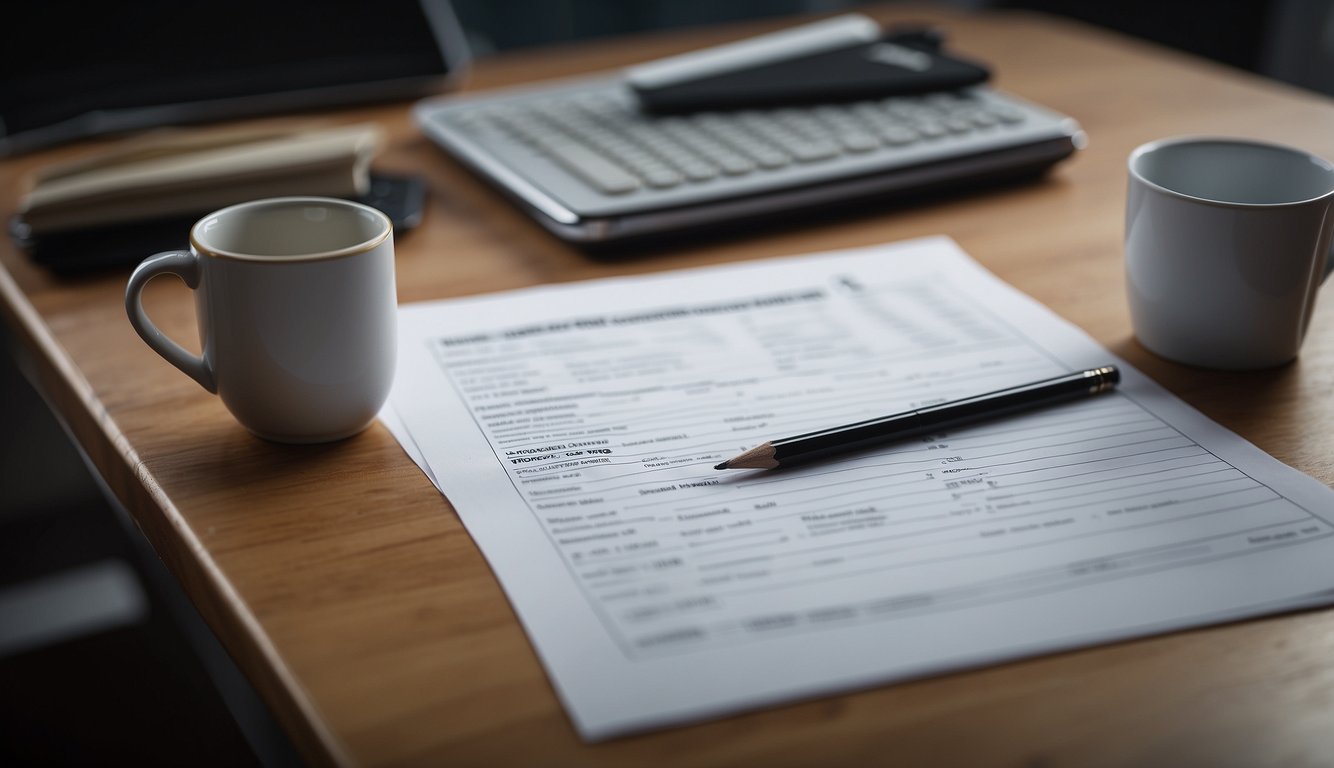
[[384, 236, 1334, 740]]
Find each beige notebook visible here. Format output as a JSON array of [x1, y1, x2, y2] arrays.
[[19, 123, 381, 235]]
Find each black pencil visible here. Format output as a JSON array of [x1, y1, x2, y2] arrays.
[[714, 365, 1121, 470]]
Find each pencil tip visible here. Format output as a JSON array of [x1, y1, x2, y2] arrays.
[[716, 443, 781, 470]]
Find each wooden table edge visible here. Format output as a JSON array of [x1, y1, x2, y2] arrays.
[[0, 264, 353, 767]]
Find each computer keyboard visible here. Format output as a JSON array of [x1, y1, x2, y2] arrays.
[[415, 77, 1084, 242], [485, 90, 1028, 194]]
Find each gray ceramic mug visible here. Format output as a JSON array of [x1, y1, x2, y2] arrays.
[[126, 197, 397, 443], [1125, 136, 1334, 369]]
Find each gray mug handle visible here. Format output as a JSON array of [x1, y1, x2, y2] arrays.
[[125, 250, 216, 393]]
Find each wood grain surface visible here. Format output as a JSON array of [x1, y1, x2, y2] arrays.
[[4, 8, 1334, 767]]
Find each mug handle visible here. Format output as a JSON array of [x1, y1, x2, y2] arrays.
[[125, 250, 216, 393]]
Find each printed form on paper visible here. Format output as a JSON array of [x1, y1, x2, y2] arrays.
[[381, 236, 1334, 740]]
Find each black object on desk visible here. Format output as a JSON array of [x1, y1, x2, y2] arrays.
[[716, 366, 1121, 470], [10, 174, 426, 275], [629, 20, 990, 113]]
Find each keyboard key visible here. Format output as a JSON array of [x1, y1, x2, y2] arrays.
[[877, 125, 918, 146], [884, 100, 926, 120], [836, 132, 880, 152], [751, 150, 792, 169], [626, 153, 665, 170], [680, 162, 719, 181], [988, 105, 1027, 124], [717, 156, 756, 175], [789, 141, 840, 162], [913, 121, 948, 139], [774, 112, 827, 138], [539, 139, 641, 194], [643, 169, 684, 188], [943, 117, 973, 134], [966, 111, 998, 128]]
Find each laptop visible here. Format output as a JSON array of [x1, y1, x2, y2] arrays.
[[0, 0, 469, 157]]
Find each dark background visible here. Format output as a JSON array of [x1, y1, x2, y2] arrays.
[[447, 0, 1334, 96], [4, 1, 1333, 765]]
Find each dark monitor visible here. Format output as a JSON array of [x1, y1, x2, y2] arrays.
[[0, 0, 469, 157]]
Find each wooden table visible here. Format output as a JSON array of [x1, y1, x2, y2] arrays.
[[5, 8, 1334, 767]]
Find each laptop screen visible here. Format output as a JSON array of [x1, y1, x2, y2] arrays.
[[1, 0, 467, 156]]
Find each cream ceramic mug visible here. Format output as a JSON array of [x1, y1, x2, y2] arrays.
[[1126, 137, 1334, 369], [126, 197, 396, 443]]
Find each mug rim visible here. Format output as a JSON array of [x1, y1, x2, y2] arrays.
[[1127, 135, 1334, 209], [189, 196, 393, 262]]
